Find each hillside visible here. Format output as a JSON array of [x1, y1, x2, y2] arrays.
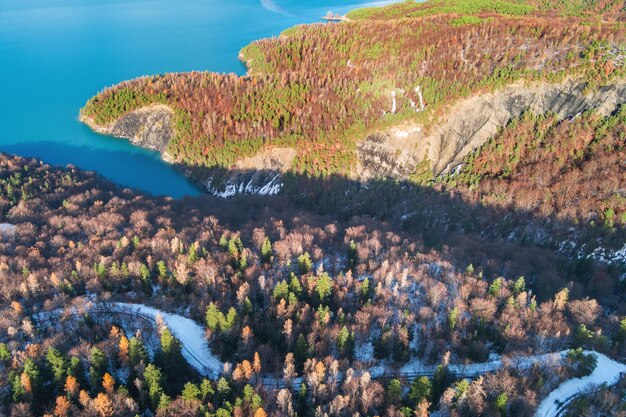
[[0, 152, 625, 416], [4, 1, 626, 417], [81, 0, 626, 187]]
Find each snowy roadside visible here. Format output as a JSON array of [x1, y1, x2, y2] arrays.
[[33, 302, 222, 378], [534, 350, 626, 417], [105, 303, 222, 378], [33, 301, 626, 415]]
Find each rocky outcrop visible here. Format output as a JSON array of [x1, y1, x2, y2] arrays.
[[83, 79, 626, 197], [357, 79, 626, 179], [81, 105, 174, 153], [234, 147, 296, 172], [204, 147, 296, 197]]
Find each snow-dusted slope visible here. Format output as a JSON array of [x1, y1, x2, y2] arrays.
[[34, 302, 626, 412], [106, 303, 222, 377], [534, 350, 626, 417]]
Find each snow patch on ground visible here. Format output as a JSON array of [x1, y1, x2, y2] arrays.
[[206, 174, 282, 198], [535, 350, 626, 417], [587, 244, 626, 265], [108, 303, 222, 377], [0, 223, 16, 239], [355, 342, 375, 363]]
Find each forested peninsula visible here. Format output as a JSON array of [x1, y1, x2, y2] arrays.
[[0, 1, 623, 417]]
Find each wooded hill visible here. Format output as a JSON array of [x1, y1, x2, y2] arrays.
[[81, 0, 626, 178]]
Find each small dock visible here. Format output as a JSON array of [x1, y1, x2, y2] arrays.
[[322, 11, 349, 22]]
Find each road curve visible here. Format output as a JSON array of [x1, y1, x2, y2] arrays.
[[33, 302, 626, 417]]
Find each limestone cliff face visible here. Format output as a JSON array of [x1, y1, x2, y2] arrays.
[[81, 105, 174, 153], [357, 79, 626, 180], [82, 79, 626, 196]]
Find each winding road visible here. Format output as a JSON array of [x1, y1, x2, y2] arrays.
[[33, 302, 626, 416]]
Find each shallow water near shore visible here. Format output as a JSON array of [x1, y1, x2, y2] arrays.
[[0, 0, 396, 197]]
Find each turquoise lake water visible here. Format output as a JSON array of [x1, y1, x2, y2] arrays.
[[0, 0, 394, 197]]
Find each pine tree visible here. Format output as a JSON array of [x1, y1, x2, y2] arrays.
[[187, 242, 199, 265], [219, 233, 229, 249], [261, 237, 272, 263], [129, 336, 148, 365], [298, 252, 313, 274], [360, 277, 370, 301], [216, 377, 231, 398], [206, 303, 222, 332], [408, 376, 431, 407], [144, 364, 164, 411], [448, 307, 459, 331], [495, 392, 508, 414], [157, 260, 168, 278], [88, 347, 106, 393], [337, 326, 353, 358], [348, 240, 358, 268], [316, 272, 333, 302], [0, 342, 10, 364], [385, 379, 402, 406], [46, 347, 68, 387], [289, 273, 302, 297], [294, 334, 308, 370], [181, 382, 201, 401], [273, 280, 289, 300], [200, 378, 214, 402]]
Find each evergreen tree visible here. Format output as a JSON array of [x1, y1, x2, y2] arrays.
[[495, 392, 508, 415], [316, 273, 333, 302], [513, 276, 525, 295], [432, 364, 454, 406], [144, 364, 164, 411], [89, 347, 106, 392], [294, 334, 308, 371], [273, 280, 289, 300], [46, 347, 68, 387], [157, 328, 186, 387], [181, 382, 201, 401], [261, 237, 272, 263], [157, 260, 168, 278], [337, 326, 355, 359], [488, 277, 504, 297], [219, 233, 229, 249], [385, 379, 402, 406], [407, 376, 431, 407], [206, 302, 222, 332], [448, 307, 459, 331], [348, 240, 358, 269], [200, 378, 214, 402], [360, 277, 371, 303], [0, 342, 11, 365], [216, 377, 231, 399], [187, 242, 199, 265], [289, 273, 302, 297], [129, 336, 148, 366], [298, 252, 313, 274]]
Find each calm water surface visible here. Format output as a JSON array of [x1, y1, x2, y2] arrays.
[[0, 0, 394, 197]]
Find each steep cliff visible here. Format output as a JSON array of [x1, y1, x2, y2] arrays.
[[81, 105, 174, 153], [81, 79, 626, 196], [357, 79, 626, 181]]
